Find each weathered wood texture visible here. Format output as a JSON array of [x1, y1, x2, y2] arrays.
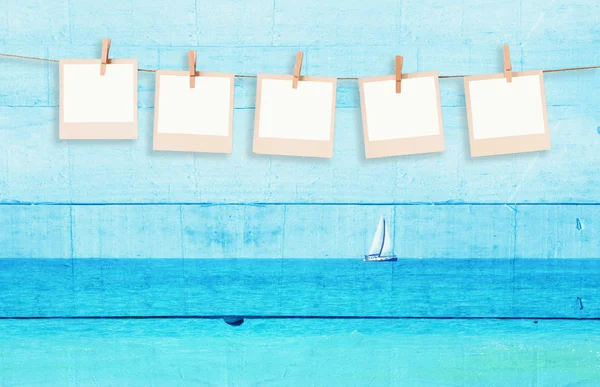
[[1, 319, 599, 386], [1, 259, 598, 318], [1, 36, 599, 204], [1, 0, 600, 384], [1, 103, 598, 204], [1, 204, 597, 259]]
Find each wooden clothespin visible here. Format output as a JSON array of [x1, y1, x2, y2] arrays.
[[395, 56, 403, 93], [503, 44, 512, 83], [188, 50, 196, 88], [100, 38, 111, 76], [292, 51, 304, 89]]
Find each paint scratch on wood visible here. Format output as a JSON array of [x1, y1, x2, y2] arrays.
[[522, 12, 545, 45]]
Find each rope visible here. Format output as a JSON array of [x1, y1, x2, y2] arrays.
[[1, 52, 598, 80]]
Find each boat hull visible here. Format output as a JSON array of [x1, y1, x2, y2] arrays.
[[363, 255, 398, 262]]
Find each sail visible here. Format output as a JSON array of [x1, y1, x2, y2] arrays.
[[368, 216, 386, 256], [380, 221, 393, 256]]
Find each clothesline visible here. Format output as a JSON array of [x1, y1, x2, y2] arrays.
[[1, 52, 599, 80]]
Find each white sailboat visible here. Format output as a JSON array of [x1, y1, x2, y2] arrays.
[[364, 215, 397, 262]]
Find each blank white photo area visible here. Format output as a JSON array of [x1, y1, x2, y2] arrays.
[[253, 74, 337, 158], [359, 72, 445, 158], [59, 59, 138, 139], [464, 70, 550, 157], [153, 71, 234, 153]]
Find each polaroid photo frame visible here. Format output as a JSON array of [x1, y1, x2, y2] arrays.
[[153, 70, 235, 153], [359, 71, 445, 158], [253, 74, 337, 158], [464, 70, 550, 157], [59, 59, 138, 139]]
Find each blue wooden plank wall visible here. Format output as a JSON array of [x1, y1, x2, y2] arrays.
[[1, 0, 600, 385], [2, 319, 599, 386]]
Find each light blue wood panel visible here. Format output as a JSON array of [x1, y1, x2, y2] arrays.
[[0, 205, 72, 258], [0, 108, 71, 201], [1, 259, 598, 317], [395, 205, 516, 258], [182, 204, 285, 258], [272, 0, 402, 46], [72, 205, 184, 258], [519, 1, 600, 45], [400, 0, 522, 45], [1, 105, 598, 203], [3, 0, 599, 48], [69, 0, 198, 46], [0, 1, 69, 45], [516, 205, 600, 258], [524, 45, 600, 107], [0, 46, 50, 107], [1, 204, 598, 259], [1, 319, 598, 386], [67, 0, 276, 46]]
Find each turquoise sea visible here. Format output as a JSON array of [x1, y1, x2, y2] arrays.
[[1, 259, 599, 385], [2, 258, 599, 318], [2, 317, 599, 386]]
